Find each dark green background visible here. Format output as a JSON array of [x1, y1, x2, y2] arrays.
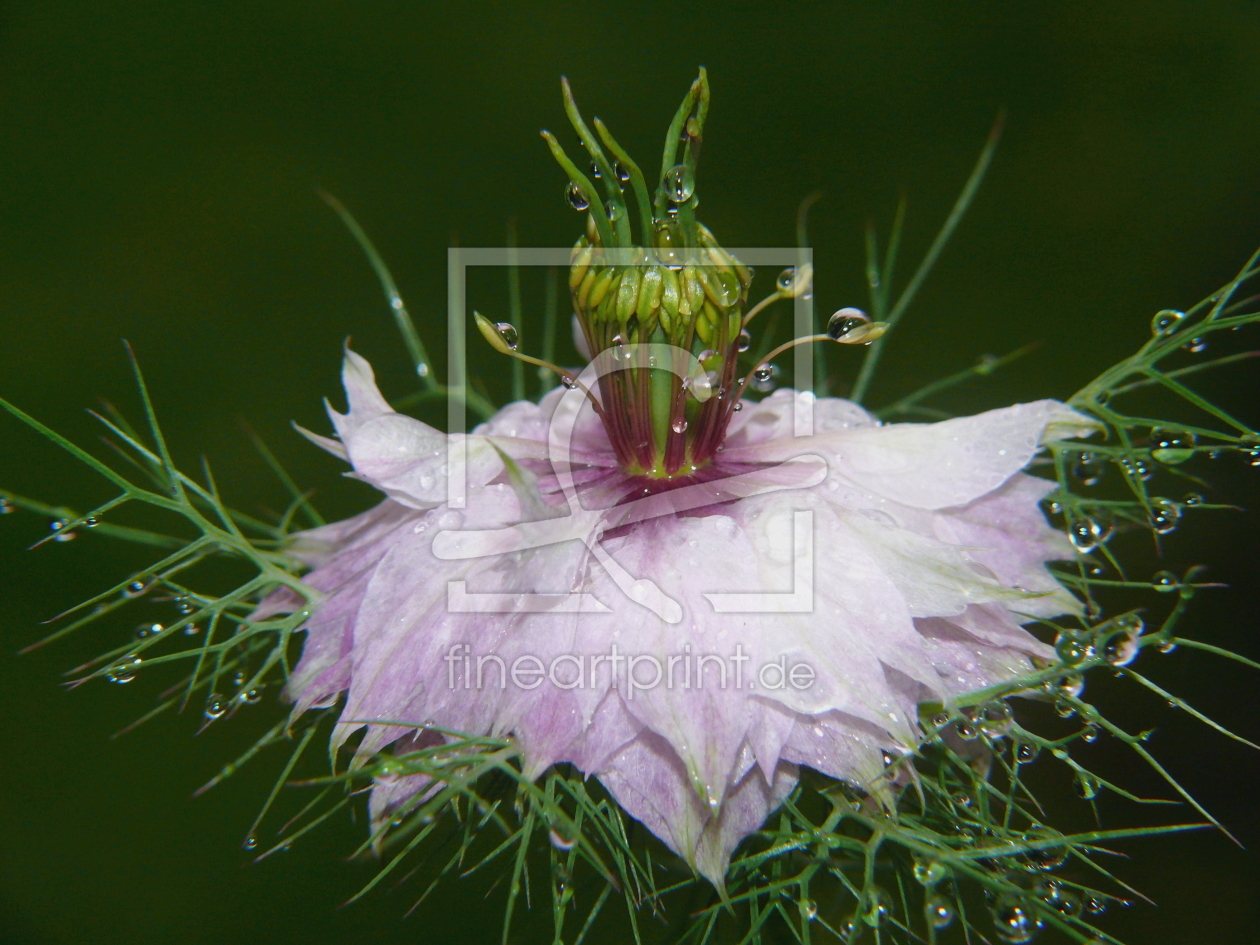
[[2, 3, 1258, 943]]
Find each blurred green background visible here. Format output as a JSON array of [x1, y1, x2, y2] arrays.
[[1, 2, 1258, 943]]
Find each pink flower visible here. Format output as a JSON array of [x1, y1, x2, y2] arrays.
[[266, 346, 1094, 885]]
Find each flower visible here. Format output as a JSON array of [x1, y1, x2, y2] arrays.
[[257, 73, 1097, 885], [262, 346, 1094, 885]]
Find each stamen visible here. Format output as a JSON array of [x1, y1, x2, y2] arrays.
[[472, 312, 609, 421], [742, 263, 814, 327], [736, 324, 888, 395]]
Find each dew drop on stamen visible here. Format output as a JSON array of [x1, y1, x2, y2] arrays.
[[776, 268, 796, 292], [671, 419, 688, 434], [1152, 569, 1178, 592], [561, 374, 578, 390], [750, 362, 779, 393], [1183, 336, 1208, 353], [241, 836, 258, 851], [736, 329, 751, 352], [494, 322, 519, 350], [605, 199, 624, 223], [565, 182, 590, 211], [826, 307, 869, 340], [662, 164, 695, 203]]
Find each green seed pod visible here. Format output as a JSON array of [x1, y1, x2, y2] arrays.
[[569, 242, 593, 290], [587, 267, 617, 309], [616, 266, 642, 322], [637, 266, 664, 320]]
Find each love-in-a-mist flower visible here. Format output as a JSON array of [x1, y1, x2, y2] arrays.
[[263, 73, 1096, 885]]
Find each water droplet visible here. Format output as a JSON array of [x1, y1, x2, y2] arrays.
[[736, 329, 751, 352], [776, 268, 796, 292], [84, 516, 99, 528], [731, 401, 743, 412], [926, 894, 955, 929], [803, 899, 818, 920], [605, 199, 624, 222], [1015, 741, 1041, 764], [416, 362, 431, 378], [671, 418, 688, 434], [1152, 570, 1179, 593], [1183, 492, 1204, 506], [134, 622, 164, 640], [241, 688, 262, 705], [1071, 454, 1104, 486], [107, 654, 142, 684], [1067, 511, 1113, 553], [1158, 639, 1178, 654], [662, 164, 695, 203], [1118, 455, 1152, 481], [494, 322, 519, 350], [50, 519, 76, 541], [565, 182, 590, 211], [750, 362, 780, 393], [826, 307, 870, 340], [204, 693, 227, 720], [1183, 336, 1208, 353], [1042, 884, 1082, 917], [957, 721, 979, 740], [1055, 634, 1094, 665], [1151, 308, 1185, 336], [993, 896, 1042, 943], [1085, 896, 1108, 915], [241, 836, 258, 851], [1149, 497, 1182, 534], [174, 596, 195, 615], [123, 579, 151, 599], [549, 826, 577, 851], [0, 496, 13, 514], [232, 670, 246, 687], [561, 374, 578, 390], [184, 623, 201, 636], [913, 858, 947, 886], [861, 886, 889, 927], [1151, 427, 1196, 464], [1082, 724, 1099, 743], [589, 160, 602, 179], [1075, 771, 1101, 800]]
